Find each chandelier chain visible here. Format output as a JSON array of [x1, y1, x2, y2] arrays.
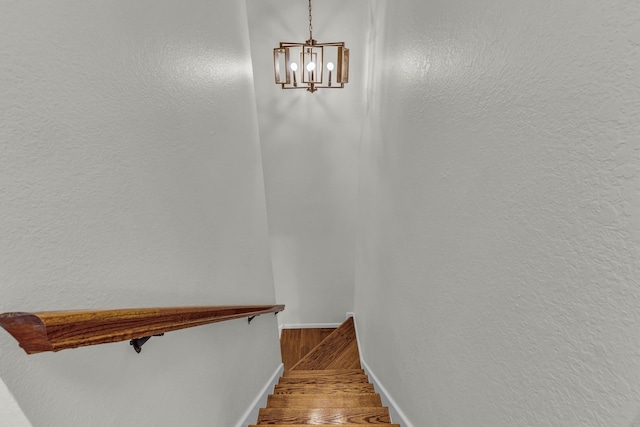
[[308, 0, 313, 40]]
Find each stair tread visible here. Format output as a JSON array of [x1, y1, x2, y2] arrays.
[[291, 318, 361, 371], [267, 393, 382, 408], [274, 383, 375, 394], [257, 407, 391, 424]]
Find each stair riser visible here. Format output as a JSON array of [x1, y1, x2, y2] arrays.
[[277, 377, 369, 385], [267, 394, 382, 408], [250, 425, 401, 427], [283, 369, 364, 377], [274, 384, 375, 395]]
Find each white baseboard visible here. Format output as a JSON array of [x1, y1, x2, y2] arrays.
[[235, 363, 283, 427], [280, 323, 341, 329], [350, 314, 413, 427], [279, 322, 341, 337]]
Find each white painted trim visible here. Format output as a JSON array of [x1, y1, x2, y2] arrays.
[[235, 363, 283, 427], [280, 323, 341, 329], [350, 314, 413, 427], [348, 312, 364, 369], [279, 322, 342, 337]]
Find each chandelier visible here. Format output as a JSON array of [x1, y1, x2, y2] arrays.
[[273, 0, 349, 93]]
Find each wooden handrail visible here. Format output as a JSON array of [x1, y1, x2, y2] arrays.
[[0, 304, 284, 354]]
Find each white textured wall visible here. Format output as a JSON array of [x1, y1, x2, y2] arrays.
[[356, 0, 640, 426], [0, 1, 279, 426], [246, 0, 368, 325], [0, 378, 31, 427]]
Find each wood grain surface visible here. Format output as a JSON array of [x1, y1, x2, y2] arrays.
[[273, 383, 376, 395], [0, 304, 284, 354], [257, 407, 392, 424], [266, 393, 383, 408], [256, 319, 397, 425], [250, 425, 400, 427], [291, 317, 361, 370], [280, 328, 336, 370]]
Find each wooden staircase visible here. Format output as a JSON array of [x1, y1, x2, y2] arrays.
[[249, 317, 400, 426]]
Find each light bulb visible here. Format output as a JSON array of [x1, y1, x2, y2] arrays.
[[290, 63, 298, 71], [327, 62, 334, 71], [306, 62, 316, 72]]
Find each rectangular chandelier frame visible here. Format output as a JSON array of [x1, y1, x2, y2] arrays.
[[274, 41, 349, 93]]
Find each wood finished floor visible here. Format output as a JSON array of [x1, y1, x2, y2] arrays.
[[280, 328, 335, 370], [291, 318, 361, 371]]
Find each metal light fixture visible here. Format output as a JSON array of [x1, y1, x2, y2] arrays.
[[273, 0, 349, 93]]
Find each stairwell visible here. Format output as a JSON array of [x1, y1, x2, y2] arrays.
[[249, 317, 400, 426]]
